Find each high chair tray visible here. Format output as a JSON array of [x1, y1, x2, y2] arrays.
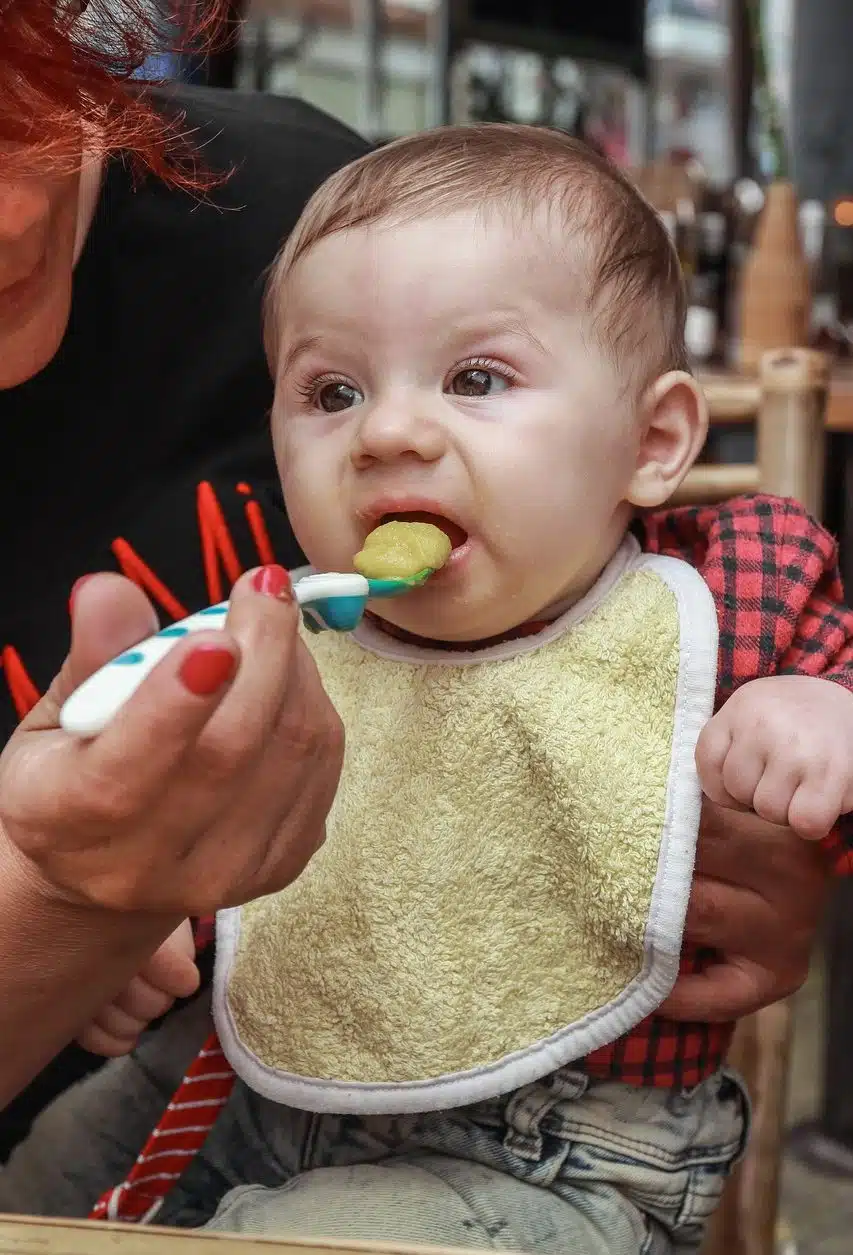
[[0, 1215, 516, 1255]]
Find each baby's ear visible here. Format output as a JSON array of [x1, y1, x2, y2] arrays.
[[626, 371, 708, 510]]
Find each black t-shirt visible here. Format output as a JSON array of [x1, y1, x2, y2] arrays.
[[0, 85, 368, 1157], [0, 83, 368, 741]]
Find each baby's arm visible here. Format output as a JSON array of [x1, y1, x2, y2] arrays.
[[697, 675, 853, 841], [77, 919, 199, 1057], [692, 497, 853, 849]]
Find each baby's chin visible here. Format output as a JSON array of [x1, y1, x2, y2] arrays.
[[369, 598, 537, 646]]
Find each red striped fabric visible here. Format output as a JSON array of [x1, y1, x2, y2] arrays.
[[90, 1032, 235, 1224]]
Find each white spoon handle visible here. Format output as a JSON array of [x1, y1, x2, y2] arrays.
[[60, 573, 369, 738]]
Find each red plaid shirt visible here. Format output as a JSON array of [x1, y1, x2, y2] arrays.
[[96, 494, 853, 1223], [582, 494, 853, 1088]]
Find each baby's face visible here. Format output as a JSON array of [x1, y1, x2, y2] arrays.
[[272, 209, 646, 641]]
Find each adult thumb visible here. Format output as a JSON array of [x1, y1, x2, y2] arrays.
[[24, 574, 160, 731]]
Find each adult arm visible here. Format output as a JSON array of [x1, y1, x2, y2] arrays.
[[0, 846, 180, 1110]]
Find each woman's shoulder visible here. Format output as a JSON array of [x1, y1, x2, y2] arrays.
[[101, 85, 369, 282], [156, 82, 366, 145], [148, 83, 370, 206]]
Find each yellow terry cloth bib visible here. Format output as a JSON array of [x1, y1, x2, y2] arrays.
[[215, 536, 718, 1114]]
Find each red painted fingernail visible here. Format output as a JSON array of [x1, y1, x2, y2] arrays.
[[178, 646, 237, 697], [251, 564, 292, 600], [69, 574, 96, 616]]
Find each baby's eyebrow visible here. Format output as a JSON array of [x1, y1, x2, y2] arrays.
[[453, 313, 548, 357], [279, 333, 323, 377]]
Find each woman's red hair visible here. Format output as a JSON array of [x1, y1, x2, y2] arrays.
[[0, 0, 230, 189]]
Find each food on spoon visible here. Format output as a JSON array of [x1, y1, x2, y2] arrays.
[[353, 520, 452, 580]]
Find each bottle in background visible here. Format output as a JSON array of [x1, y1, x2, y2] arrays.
[[737, 180, 811, 375], [725, 179, 764, 368]]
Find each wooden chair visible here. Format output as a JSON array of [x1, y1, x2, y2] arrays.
[[677, 346, 829, 517], [679, 346, 830, 1255]]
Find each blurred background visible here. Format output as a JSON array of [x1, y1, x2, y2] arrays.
[[138, 0, 853, 370], [135, 4, 853, 1253]]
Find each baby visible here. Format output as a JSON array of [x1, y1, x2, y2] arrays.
[[33, 127, 853, 1251]]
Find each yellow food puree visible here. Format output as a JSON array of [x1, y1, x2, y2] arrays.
[[354, 521, 452, 580]]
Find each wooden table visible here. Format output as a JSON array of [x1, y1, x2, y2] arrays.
[[0, 1217, 491, 1255]]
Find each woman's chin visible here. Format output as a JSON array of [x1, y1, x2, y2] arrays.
[[0, 296, 71, 390]]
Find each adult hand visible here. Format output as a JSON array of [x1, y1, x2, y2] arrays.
[[0, 566, 344, 915], [661, 801, 829, 1022]]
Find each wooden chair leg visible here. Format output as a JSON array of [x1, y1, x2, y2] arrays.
[[701, 1001, 795, 1255]]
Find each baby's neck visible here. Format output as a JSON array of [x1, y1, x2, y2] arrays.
[[366, 528, 638, 652], [367, 590, 575, 653]]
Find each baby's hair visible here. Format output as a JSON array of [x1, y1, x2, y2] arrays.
[[265, 123, 688, 388]]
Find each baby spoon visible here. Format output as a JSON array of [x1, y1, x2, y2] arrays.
[[60, 567, 434, 739]]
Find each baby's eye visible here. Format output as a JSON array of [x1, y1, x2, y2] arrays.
[[317, 381, 364, 412], [447, 368, 510, 398]]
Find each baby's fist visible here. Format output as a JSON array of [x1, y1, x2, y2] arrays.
[[696, 675, 853, 842], [77, 919, 199, 1057]]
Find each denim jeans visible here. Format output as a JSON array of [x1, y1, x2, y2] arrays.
[[0, 995, 748, 1255]]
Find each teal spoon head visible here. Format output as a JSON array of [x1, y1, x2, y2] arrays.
[[366, 568, 435, 599]]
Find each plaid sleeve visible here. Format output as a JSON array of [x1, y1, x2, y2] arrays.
[[641, 494, 853, 872]]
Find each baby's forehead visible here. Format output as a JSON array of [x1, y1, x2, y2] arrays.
[[266, 129, 684, 382], [306, 202, 587, 256], [287, 206, 593, 308]]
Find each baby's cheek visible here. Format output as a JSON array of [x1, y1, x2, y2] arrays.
[[288, 496, 356, 574]]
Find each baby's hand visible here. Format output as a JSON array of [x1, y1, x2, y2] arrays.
[[77, 919, 199, 1057], [696, 676, 853, 842]]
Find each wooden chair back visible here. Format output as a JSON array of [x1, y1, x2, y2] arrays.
[[677, 347, 829, 516]]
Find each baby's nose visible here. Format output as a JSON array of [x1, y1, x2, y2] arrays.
[[353, 401, 448, 466]]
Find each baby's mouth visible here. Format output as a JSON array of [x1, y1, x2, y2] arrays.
[[378, 510, 469, 552]]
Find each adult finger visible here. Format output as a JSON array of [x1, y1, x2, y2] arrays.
[[74, 567, 300, 806], [682, 875, 778, 957], [695, 804, 828, 898], [189, 633, 341, 911], [660, 958, 777, 1022], [3, 627, 241, 841], [199, 566, 302, 756], [23, 574, 160, 732], [66, 567, 300, 849]]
